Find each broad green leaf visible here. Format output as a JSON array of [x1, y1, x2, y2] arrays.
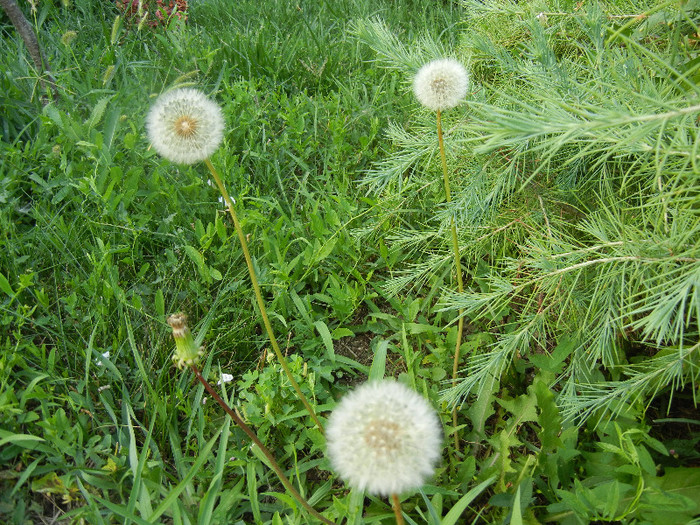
[[183, 245, 210, 282], [247, 461, 261, 524], [290, 290, 314, 328], [0, 271, 15, 297], [656, 467, 700, 508], [368, 339, 389, 381], [603, 480, 620, 519], [511, 484, 523, 525], [0, 433, 45, 448], [466, 371, 498, 441], [346, 488, 365, 525], [406, 322, 440, 334], [315, 320, 336, 362], [154, 289, 165, 319], [332, 327, 354, 339]]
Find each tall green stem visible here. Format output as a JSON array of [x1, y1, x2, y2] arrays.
[[437, 110, 465, 454], [190, 365, 335, 525], [203, 159, 324, 434]]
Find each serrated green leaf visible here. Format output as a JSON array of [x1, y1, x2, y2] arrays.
[[533, 377, 562, 451], [496, 391, 538, 424], [492, 429, 520, 488], [529, 335, 576, 372]]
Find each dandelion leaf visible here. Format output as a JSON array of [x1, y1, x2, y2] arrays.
[[532, 375, 563, 452], [496, 391, 538, 424], [465, 371, 498, 441], [641, 467, 700, 524]]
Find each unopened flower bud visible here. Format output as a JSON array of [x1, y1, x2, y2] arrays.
[[167, 313, 203, 369]]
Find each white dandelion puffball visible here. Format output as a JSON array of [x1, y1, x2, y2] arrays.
[[326, 380, 443, 496], [413, 58, 469, 112], [146, 88, 224, 165]]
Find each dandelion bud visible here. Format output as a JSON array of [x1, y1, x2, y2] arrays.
[[146, 88, 224, 165], [413, 58, 469, 112], [326, 380, 443, 496], [167, 313, 203, 369]]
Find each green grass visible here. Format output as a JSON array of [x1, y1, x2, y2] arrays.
[[1, 0, 699, 523]]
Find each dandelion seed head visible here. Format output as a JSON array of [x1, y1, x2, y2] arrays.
[[146, 88, 224, 165], [326, 380, 442, 496], [413, 59, 469, 111]]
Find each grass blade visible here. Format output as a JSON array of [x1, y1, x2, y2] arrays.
[[441, 476, 496, 525]]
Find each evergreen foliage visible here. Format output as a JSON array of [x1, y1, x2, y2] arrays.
[[355, 1, 700, 425]]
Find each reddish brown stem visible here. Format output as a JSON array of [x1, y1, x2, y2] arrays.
[[190, 365, 335, 525]]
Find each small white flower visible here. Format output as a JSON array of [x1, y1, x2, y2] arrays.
[[326, 380, 443, 496], [96, 351, 110, 366], [217, 373, 234, 385], [146, 88, 224, 165], [413, 59, 469, 112]]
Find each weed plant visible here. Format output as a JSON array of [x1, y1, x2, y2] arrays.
[[1, 0, 699, 524]]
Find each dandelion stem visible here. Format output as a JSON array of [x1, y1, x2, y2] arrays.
[[203, 158, 325, 434], [190, 365, 335, 525], [391, 494, 405, 525], [437, 110, 465, 454]]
